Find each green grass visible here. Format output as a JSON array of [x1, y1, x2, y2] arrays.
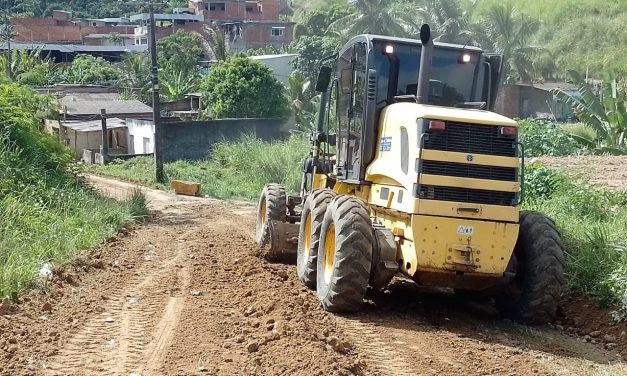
[[93, 134, 309, 201], [523, 163, 627, 311], [0, 83, 148, 299]]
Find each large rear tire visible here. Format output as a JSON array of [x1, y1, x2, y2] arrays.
[[297, 189, 337, 289], [495, 211, 565, 324], [255, 184, 287, 247], [316, 196, 373, 313]]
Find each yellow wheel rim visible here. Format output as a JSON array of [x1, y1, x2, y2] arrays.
[[323, 224, 336, 284], [259, 200, 267, 227], [303, 213, 312, 259]]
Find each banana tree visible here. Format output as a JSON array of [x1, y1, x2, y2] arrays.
[[553, 71, 627, 154]]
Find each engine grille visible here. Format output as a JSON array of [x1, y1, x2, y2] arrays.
[[417, 185, 517, 206], [421, 160, 517, 182], [423, 122, 516, 157]]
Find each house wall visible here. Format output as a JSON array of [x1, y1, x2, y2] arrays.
[[495, 84, 575, 121], [68, 129, 103, 158], [250, 54, 295, 85], [67, 128, 128, 158], [12, 22, 137, 43], [192, 0, 282, 21], [126, 119, 155, 154]]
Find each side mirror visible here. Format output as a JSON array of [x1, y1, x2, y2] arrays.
[[315, 66, 333, 93]]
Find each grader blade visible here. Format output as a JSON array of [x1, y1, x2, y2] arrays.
[[262, 220, 299, 262]]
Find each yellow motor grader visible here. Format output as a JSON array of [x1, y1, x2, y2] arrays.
[[256, 25, 564, 324]]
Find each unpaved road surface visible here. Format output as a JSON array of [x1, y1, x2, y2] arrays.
[[1, 176, 625, 376]]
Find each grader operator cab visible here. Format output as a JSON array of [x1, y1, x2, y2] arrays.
[[256, 25, 565, 324]]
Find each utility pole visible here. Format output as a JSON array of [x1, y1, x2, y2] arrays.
[[3, 0, 12, 81], [148, 3, 165, 183], [100, 108, 109, 161]]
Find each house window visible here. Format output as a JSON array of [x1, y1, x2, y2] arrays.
[[271, 27, 285, 37], [209, 2, 225, 11], [246, 6, 254, 12]]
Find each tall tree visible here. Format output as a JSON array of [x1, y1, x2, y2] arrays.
[[479, 3, 541, 83], [328, 0, 413, 39], [199, 55, 289, 119], [414, 0, 478, 44], [157, 30, 204, 76], [118, 53, 151, 102]]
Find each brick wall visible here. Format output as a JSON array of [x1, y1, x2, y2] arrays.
[[194, 0, 281, 21], [13, 24, 137, 43], [160, 118, 289, 162], [242, 22, 293, 47]]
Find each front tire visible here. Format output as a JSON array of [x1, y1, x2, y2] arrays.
[[495, 211, 565, 324], [297, 189, 337, 289], [316, 196, 373, 313], [255, 184, 287, 247]]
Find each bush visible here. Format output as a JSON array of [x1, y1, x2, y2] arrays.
[[524, 162, 627, 308], [200, 55, 290, 119], [518, 119, 583, 157]]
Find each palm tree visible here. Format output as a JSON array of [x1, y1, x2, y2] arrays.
[[414, 0, 478, 44], [160, 67, 199, 102], [119, 53, 151, 103], [479, 3, 541, 83], [195, 25, 229, 62], [328, 0, 413, 40], [287, 73, 317, 130], [553, 70, 627, 154]]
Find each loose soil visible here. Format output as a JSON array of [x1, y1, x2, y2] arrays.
[[0, 176, 625, 376], [536, 156, 627, 189]]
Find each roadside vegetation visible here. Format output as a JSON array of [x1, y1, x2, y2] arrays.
[[0, 84, 148, 299], [92, 135, 308, 201]]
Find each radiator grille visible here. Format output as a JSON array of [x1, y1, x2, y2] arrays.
[[421, 160, 517, 182], [423, 122, 516, 157], [418, 185, 517, 206]]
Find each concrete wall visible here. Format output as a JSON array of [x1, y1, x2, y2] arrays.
[[161, 118, 288, 162], [495, 84, 575, 121]]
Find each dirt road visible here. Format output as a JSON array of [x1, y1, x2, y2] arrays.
[[0, 176, 625, 376]]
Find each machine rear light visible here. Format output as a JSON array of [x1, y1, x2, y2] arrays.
[[428, 120, 446, 131], [499, 126, 517, 137]]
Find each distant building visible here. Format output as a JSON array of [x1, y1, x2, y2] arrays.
[[5, 2, 295, 62], [47, 92, 155, 160], [188, 0, 294, 51], [495, 83, 579, 122]]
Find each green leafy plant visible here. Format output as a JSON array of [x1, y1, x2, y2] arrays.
[[157, 30, 204, 76], [61, 54, 121, 85], [199, 55, 290, 119], [553, 71, 627, 154], [517, 119, 583, 156]]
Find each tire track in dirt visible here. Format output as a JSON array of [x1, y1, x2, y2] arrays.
[[43, 228, 193, 376], [335, 318, 417, 376]]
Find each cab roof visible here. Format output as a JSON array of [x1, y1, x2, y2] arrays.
[[340, 34, 484, 55]]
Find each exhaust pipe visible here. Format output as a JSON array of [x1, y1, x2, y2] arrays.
[[416, 24, 433, 104]]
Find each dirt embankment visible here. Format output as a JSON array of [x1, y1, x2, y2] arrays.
[[0, 176, 625, 375]]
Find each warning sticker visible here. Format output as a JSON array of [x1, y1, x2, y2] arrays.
[[380, 137, 392, 151]]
